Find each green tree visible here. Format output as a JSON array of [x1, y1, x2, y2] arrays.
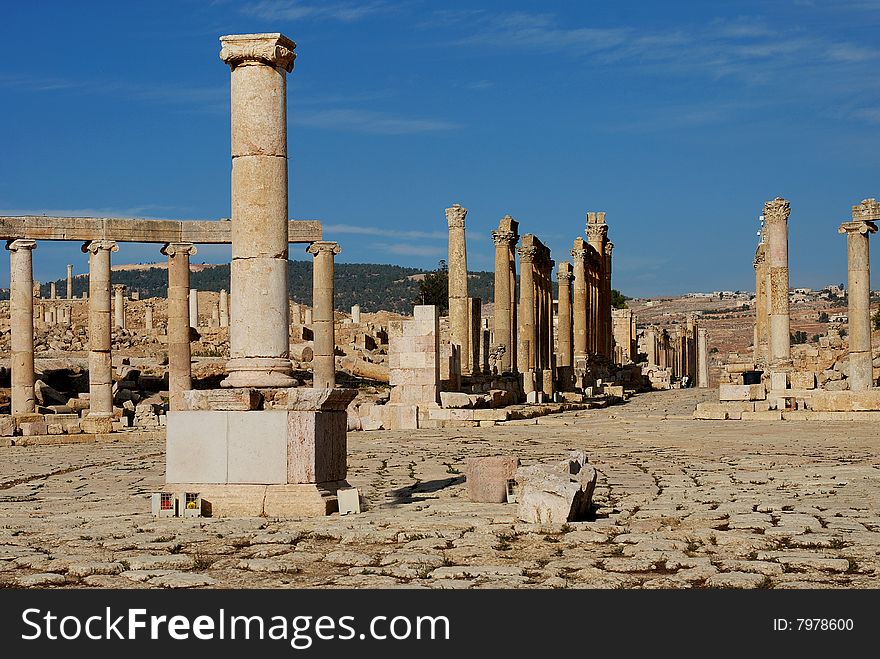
[[611, 289, 629, 310], [818, 311, 829, 323], [414, 260, 449, 313], [790, 330, 808, 345], [873, 310, 880, 330]]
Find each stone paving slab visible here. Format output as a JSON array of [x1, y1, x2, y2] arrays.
[[1, 389, 879, 589]]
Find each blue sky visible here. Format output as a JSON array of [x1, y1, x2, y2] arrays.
[[2, 0, 879, 296]]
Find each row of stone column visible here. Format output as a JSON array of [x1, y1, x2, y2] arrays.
[[517, 234, 554, 398], [642, 322, 709, 387], [6, 235, 341, 418]]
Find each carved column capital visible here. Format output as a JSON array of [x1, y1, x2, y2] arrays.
[[518, 245, 538, 263], [220, 33, 296, 72], [113, 284, 126, 292], [491, 230, 517, 247], [585, 224, 607, 243], [445, 204, 467, 229], [82, 240, 118, 255], [839, 220, 878, 235], [6, 239, 36, 252], [763, 197, 790, 224], [307, 240, 341, 256], [161, 242, 197, 257]]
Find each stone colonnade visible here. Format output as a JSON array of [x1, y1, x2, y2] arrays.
[[517, 234, 554, 399], [491, 215, 519, 373]]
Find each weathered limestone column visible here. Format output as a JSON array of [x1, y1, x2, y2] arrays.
[[211, 301, 221, 327], [491, 217, 518, 373], [840, 199, 880, 391], [113, 284, 126, 329], [145, 304, 154, 331], [508, 233, 518, 371], [304, 308, 313, 326], [66, 264, 73, 299], [189, 289, 199, 329], [82, 240, 118, 432], [604, 241, 614, 359], [446, 204, 469, 376], [557, 261, 574, 369], [517, 244, 537, 375], [764, 197, 791, 368], [308, 241, 340, 389], [351, 304, 360, 324], [753, 242, 769, 365], [557, 261, 573, 390], [162, 242, 196, 411], [586, 212, 608, 357], [697, 327, 709, 388], [50, 281, 56, 300], [7, 239, 37, 414], [219, 289, 229, 327], [571, 238, 588, 364], [220, 33, 296, 388], [468, 297, 481, 375]]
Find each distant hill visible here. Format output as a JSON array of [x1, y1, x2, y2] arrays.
[[35, 261, 500, 315]]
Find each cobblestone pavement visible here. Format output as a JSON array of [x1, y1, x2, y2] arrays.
[[2, 388, 878, 589]]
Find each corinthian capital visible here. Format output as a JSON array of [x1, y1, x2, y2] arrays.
[[307, 241, 341, 256], [585, 223, 607, 243], [491, 230, 517, 247], [763, 197, 790, 224], [445, 204, 467, 229], [518, 246, 538, 263], [220, 33, 296, 73]]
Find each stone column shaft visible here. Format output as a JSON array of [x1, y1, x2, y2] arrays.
[[518, 247, 537, 373], [221, 32, 296, 388], [84, 240, 118, 419], [557, 263, 573, 369], [113, 284, 126, 329], [697, 327, 709, 388], [604, 242, 614, 359], [219, 289, 229, 328], [492, 227, 517, 372], [840, 200, 880, 391], [66, 264, 73, 299], [145, 305, 154, 331], [446, 204, 469, 376], [351, 304, 360, 324], [571, 239, 588, 362], [508, 242, 518, 371], [163, 242, 196, 411], [7, 239, 37, 414], [309, 241, 340, 388], [764, 197, 791, 368]]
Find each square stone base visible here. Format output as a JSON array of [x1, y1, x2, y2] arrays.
[[163, 481, 349, 517]]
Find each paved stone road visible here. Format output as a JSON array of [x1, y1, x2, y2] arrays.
[[1, 388, 878, 588]]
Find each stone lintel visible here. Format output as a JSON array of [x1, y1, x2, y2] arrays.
[[852, 198, 880, 222], [0, 217, 321, 244]]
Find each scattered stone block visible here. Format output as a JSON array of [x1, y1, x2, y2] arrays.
[[440, 391, 472, 408], [789, 371, 816, 390], [80, 417, 114, 434], [0, 416, 14, 437], [719, 384, 765, 401], [182, 388, 262, 411], [19, 421, 48, 436], [337, 487, 361, 515], [47, 424, 64, 435], [769, 371, 788, 390], [515, 451, 597, 524], [465, 456, 520, 503]]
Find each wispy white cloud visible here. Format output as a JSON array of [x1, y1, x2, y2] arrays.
[[372, 242, 447, 257], [241, 0, 391, 23], [290, 109, 460, 134]]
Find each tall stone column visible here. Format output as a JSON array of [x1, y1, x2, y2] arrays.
[[220, 33, 296, 388], [219, 288, 229, 327], [7, 239, 37, 415], [113, 284, 126, 329], [517, 245, 537, 374], [764, 197, 791, 368], [50, 282, 56, 300], [308, 241, 340, 389], [697, 327, 709, 388], [351, 304, 361, 324], [492, 216, 518, 373], [162, 242, 196, 411], [82, 240, 117, 431], [189, 289, 199, 329], [604, 241, 614, 359], [508, 236, 518, 372], [145, 304, 153, 331], [66, 264, 73, 299], [557, 261, 573, 390], [571, 238, 588, 363], [545, 259, 554, 372], [840, 199, 880, 391], [753, 242, 769, 366], [586, 212, 608, 357], [445, 204, 469, 376]]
